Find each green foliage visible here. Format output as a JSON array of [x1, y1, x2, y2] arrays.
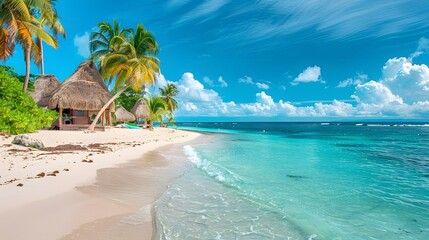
[[0, 65, 38, 91], [116, 87, 145, 111], [0, 66, 58, 134], [159, 82, 179, 112], [145, 94, 170, 128]]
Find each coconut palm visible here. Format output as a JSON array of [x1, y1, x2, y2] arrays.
[[146, 94, 169, 129], [88, 22, 160, 131], [159, 83, 179, 112], [90, 19, 132, 62], [0, 0, 59, 92], [34, 0, 65, 74]]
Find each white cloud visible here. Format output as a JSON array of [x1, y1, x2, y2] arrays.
[[240, 92, 276, 116], [292, 66, 322, 85], [410, 37, 429, 59], [203, 76, 227, 87], [168, 50, 429, 119], [238, 76, 254, 84], [171, 73, 237, 116], [73, 32, 90, 58], [183, 102, 198, 111], [352, 80, 403, 105], [218, 76, 228, 87], [381, 57, 429, 104], [256, 82, 269, 89], [256, 91, 275, 106], [337, 74, 368, 88]]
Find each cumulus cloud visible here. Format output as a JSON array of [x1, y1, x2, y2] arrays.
[[292, 66, 323, 85], [337, 74, 368, 88], [73, 32, 90, 58], [168, 48, 429, 119], [381, 57, 429, 104], [256, 82, 269, 89], [352, 81, 403, 105], [171, 73, 236, 116]]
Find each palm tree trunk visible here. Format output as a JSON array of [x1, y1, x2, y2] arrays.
[[23, 47, 31, 93], [87, 84, 129, 131], [38, 38, 45, 75]]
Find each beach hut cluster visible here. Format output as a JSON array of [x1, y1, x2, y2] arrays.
[[32, 61, 149, 130]]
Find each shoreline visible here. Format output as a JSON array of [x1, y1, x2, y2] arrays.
[[0, 128, 201, 240]]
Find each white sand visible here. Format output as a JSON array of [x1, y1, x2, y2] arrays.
[[0, 128, 200, 240]]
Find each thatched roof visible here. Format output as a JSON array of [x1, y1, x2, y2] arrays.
[[131, 98, 150, 119], [48, 61, 114, 111], [31, 75, 61, 107], [115, 105, 136, 122]]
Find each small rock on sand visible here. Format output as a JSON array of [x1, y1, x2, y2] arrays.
[[17, 183, 23, 187], [12, 135, 44, 149], [36, 172, 46, 178]]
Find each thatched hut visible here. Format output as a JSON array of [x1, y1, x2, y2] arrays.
[[131, 98, 150, 127], [131, 98, 150, 119], [31, 75, 61, 107], [48, 61, 114, 130], [115, 105, 135, 123]]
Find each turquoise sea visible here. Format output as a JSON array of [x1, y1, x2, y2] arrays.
[[153, 122, 429, 239]]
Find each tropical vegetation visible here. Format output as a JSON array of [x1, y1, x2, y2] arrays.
[[145, 94, 169, 129], [88, 20, 160, 131], [159, 83, 179, 112], [116, 87, 146, 111], [0, 66, 57, 134], [0, 0, 64, 92]]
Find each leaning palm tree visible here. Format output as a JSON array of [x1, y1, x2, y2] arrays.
[[88, 22, 160, 131], [159, 83, 179, 112], [0, 0, 59, 92], [146, 94, 169, 129], [34, 0, 66, 74]]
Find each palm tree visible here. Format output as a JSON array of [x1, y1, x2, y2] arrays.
[[146, 94, 169, 129], [90, 19, 132, 62], [0, 0, 59, 92], [88, 22, 160, 131], [159, 83, 179, 112], [35, 0, 66, 75]]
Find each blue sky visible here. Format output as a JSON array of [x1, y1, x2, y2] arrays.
[[5, 0, 429, 120]]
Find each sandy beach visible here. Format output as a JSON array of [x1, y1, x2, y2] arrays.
[[0, 128, 200, 240]]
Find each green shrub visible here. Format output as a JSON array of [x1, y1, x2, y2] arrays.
[[0, 66, 58, 134]]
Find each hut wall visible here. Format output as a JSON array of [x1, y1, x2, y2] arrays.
[[71, 109, 90, 125]]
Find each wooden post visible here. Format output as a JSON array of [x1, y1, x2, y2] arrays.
[[108, 109, 112, 126], [59, 107, 63, 130], [102, 111, 105, 127]]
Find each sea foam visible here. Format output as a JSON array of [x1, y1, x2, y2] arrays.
[[183, 145, 242, 188]]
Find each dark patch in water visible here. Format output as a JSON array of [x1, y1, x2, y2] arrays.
[[336, 143, 368, 148], [230, 138, 252, 142], [286, 175, 308, 179]]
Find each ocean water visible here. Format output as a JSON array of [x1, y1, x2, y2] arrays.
[[153, 123, 429, 240]]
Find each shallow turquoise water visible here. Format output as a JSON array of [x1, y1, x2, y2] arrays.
[[154, 123, 429, 239]]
